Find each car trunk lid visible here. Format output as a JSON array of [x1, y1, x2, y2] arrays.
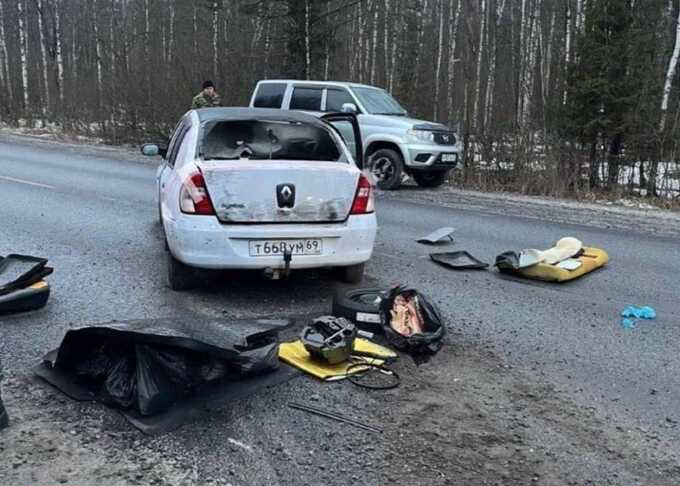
[[199, 160, 360, 224]]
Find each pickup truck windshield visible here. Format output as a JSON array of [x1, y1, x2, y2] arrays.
[[351, 87, 407, 116], [200, 120, 345, 162]]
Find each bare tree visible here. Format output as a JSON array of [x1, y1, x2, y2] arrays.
[[18, 0, 30, 110], [53, 0, 63, 104], [660, 1, 680, 131], [0, 0, 13, 101], [446, 0, 462, 125], [433, 0, 445, 120], [472, 0, 487, 131]]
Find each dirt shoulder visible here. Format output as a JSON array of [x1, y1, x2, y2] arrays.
[[2, 333, 678, 486], [381, 185, 680, 238]]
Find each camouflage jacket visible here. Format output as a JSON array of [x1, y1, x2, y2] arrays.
[[191, 91, 222, 109]]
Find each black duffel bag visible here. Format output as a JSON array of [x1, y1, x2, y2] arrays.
[[378, 286, 446, 356]]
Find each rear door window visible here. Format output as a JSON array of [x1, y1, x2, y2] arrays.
[[325, 89, 356, 112], [253, 83, 287, 108], [201, 120, 344, 162], [168, 123, 190, 168], [165, 118, 189, 167], [290, 87, 323, 111]]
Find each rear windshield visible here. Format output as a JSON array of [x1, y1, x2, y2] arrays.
[[200, 120, 345, 162]]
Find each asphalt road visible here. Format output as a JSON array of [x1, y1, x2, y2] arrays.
[[1, 134, 679, 445]]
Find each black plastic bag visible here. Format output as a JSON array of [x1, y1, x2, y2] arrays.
[[379, 286, 446, 356], [100, 354, 137, 409]]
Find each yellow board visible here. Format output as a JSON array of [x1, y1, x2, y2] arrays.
[[279, 338, 397, 381], [516, 247, 609, 282]]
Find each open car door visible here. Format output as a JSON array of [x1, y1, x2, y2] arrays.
[[321, 113, 364, 170]]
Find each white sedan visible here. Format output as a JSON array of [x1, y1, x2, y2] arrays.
[[142, 108, 377, 290]]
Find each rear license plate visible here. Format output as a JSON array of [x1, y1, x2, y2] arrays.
[[441, 153, 457, 162], [248, 239, 322, 257]]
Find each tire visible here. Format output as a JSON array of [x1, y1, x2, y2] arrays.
[[332, 287, 383, 332], [367, 148, 404, 190], [413, 169, 449, 188], [167, 252, 199, 291], [337, 263, 365, 284]]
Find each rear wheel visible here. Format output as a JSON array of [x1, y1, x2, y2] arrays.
[[367, 148, 403, 190], [167, 252, 199, 291], [413, 169, 449, 188], [337, 263, 366, 284]]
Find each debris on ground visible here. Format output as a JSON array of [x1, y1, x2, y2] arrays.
[[0, 368, 8, 430], [345, 362, 400, 390], [301, 316, 358, 365], [379, 286, 446, 356], [331, 288, 383, 333], [621, 305, 657, 329], [0, 254, 53, 315], [430, 250, 489, 270], [288, 402, 383, 433], [495, 237, 609, 282], [279, 336, 396, 381], [416, 227, 455, 245], [34, 318, 295, 434]]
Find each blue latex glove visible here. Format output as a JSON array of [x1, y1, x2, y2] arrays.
[[621, 318, 637, 329], [622, 306, 657, 320]]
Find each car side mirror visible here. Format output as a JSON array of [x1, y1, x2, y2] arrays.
[[141, 143, 166, 158], [341, 103, 358, 114]]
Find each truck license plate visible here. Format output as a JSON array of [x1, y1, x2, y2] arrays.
[[249, 239, 322, 257], [441, 153, 457, 162]]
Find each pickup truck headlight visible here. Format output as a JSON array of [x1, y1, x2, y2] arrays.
[[406, 129, 436, 144]]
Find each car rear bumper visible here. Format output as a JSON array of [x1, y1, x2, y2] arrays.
[[164, 214, 377, 270]]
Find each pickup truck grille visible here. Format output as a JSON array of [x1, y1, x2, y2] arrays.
[[433, 132, 456, 145]]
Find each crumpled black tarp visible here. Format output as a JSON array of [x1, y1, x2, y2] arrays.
[[0, 363, 8, 430], [34, 318, 297, 434], [0, 254, 53, 296]]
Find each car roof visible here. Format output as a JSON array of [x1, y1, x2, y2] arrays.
[[257, 79, 383, 90], [194, 107, 327, 125]]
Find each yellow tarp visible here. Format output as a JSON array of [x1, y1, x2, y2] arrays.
[[279, 338, 397, 381], [516, 247, 609, 282]]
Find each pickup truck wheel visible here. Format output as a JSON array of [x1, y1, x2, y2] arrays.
[[413, 169, 449, 188], [367, 148, 403, 190], [167, 252, 199, 291], [337, 263, 365, 284]]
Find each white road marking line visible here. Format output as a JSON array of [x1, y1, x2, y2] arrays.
[[0, 175, 55, 189]]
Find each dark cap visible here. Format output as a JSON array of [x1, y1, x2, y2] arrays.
[[202, 80, 215, 90]]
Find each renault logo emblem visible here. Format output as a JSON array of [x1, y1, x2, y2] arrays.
[[276, 183, 296, 208]]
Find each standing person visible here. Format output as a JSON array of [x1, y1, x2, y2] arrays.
[[191, 80, 222, 109]]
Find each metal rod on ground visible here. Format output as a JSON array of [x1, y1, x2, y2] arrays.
[[288, 402, 382, 433]]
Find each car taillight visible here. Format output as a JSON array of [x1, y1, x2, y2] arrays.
[[350, 174, 375, 215], [179, 171, 215, 215]]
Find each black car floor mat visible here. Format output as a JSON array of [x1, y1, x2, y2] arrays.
[[0, 254, 49, 295], [34, 360, 299, 435], [430, 251, 489, 270], [0, 280, 50, 315], [33, 317, 295, 434]]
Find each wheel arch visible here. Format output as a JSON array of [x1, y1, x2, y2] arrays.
[[364, 139, 407, 163]]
